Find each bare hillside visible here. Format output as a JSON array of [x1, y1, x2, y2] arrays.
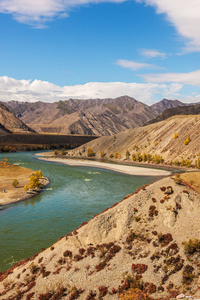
[[1, 174, 200, 299], [69, 115, 200, 165], [5, 96, 157, 135], [0, 103, 35, 135]]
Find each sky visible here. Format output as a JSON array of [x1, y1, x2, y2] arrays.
[[0, 0, 200, 104]]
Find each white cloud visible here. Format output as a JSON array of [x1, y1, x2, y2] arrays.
[[141, 70, 200, 86], [136, 0, 200, 51], [0, 75, 185, 104], [139, 49, 166, 58], [0, 0, 126, 26], [116, 59, 160, 71]]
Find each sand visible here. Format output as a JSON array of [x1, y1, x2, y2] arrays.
[[36, 156, 171, 176]]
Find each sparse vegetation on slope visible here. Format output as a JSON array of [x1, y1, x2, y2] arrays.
[[1, 174, 200, 299]]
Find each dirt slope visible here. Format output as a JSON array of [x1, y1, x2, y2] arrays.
[[69, 115, 200, 165], [1, 175, 200, 299], [0, 103, 35, 135]]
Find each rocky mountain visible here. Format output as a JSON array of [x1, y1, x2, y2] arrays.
[[0, 103, 35, 135], [69, 115, 200, 165], [5, 97, 190, 136], [147, 103, 200, 125], [150, 99, 186, 115], [1, 172, 200, 299], [5, 96, 157, 135]]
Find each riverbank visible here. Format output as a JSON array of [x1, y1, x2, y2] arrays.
[[0, 162, 49, 207], [36, 156, 171, 176]]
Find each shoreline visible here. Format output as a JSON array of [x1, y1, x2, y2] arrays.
[[36, 156, 172, 177], [0, 177, 50, 209]]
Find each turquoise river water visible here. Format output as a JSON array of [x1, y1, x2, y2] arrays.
[[0, 151, 163, 272]]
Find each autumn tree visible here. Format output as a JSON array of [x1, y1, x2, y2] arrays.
[[12, 179, 19, 188], [4, 157, 8, 166], [24, 184, 29, 192], [87, 147, 95, 157]]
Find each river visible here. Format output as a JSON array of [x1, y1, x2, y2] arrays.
[[0, 151, 162, 271]]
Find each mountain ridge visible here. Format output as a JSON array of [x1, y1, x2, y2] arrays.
[[4, 96, 187, 136]]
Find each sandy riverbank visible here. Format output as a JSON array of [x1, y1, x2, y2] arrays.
[[0, 162, 49, 207], [36, 156, 171, 176]]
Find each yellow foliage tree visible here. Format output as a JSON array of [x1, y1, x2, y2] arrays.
[[184, 136, 191, 145], [173, 132, 178, 139], [24, 184, 29, 192], [4, 157, 8, 166], [87, 147, 95, 157]]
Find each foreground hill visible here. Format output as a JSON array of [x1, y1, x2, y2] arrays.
[[69, 115, 200, 166], [4, 96, 158, 135], [1, 173, 200, 299], [0, 103, 35, 135]]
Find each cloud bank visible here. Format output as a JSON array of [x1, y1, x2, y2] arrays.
[[0, 76, 186, 104], [141, 70, 200, 86]]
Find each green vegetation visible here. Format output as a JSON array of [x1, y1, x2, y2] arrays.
[[12, 179, 19, 188]]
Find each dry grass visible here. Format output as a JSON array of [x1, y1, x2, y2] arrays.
[[179, 171, 200, 192], [0, 162, 34, 205]]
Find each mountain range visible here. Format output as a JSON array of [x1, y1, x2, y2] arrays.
[[3, 96, 189, 136]]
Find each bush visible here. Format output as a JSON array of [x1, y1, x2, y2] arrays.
[[182, 238, 200, 254], [173, 132, 178, 139], [114, 152, 121, 159], [109, 154, 114, 158], [87, 147, 95, 157], [184, 136, 191, 145], [125, 150, 130, 160], [12, 179, 19, 188], [100, 150, 105, 158]]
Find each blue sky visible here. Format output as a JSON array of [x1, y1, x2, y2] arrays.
[[0, 0, 200, 104]]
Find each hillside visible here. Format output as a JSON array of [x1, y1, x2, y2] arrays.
[[1, 173, 200, 299], [0, 103, 35, 135], [150, 99, 186, 115], [147, 103, 200, 125], [68, 115, 200, 166], [5, 96, 157, 135]]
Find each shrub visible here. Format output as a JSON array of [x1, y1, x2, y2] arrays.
[[126, 150, 130, 160], [24, 184, 29, 192], [109, 154, 114, 158], [114, 152, 121, 159], [182, 238, 200, 254], [173, 132, 178, 139], [100, 150, 105, 158], [132, 264, 148, 274], [12, 179, 19, 188], [184, 136, 191, 145], [182, 265, 195, 284], [63, 250, 73, 258], [87, 147, 95, 157]]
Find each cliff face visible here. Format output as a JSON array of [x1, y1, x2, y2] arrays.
[[0, 102, 35, 135], [1, 174, 200, 299], [70, 115, 200, 164]]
